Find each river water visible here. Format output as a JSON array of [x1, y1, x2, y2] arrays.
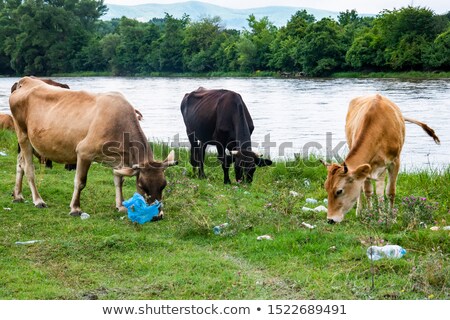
[[1, 77, 448, 171]]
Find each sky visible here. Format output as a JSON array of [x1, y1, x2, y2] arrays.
[[104, 0, 449, 14]]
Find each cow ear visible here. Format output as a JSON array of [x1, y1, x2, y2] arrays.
[[255, 157, 272, 167], [352, 164, 371, 180], [163, 150, 178, 168], [114, 166, 140, 177]]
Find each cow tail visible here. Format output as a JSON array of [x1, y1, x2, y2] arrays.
[[404, 117, 440, 145]]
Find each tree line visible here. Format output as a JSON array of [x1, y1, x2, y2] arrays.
[[1, 0, 449, 77]]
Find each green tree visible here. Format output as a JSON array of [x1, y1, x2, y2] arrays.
[[183, 16, 223, 72], [158, 13, 188, 72], [374, 6, 440, 70], [424, 27, 450, 69], [213, 29, 240, 72], [300, 18, 346, 76], [269, 10, 315, 71], [1, 0, 106, 75], [113, 17, 160, 75], [237, 14, 277, 71]]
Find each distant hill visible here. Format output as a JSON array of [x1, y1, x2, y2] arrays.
[[102, 1, 359, 29]]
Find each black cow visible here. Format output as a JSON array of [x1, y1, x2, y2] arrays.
[[181, 87, 272, 184]]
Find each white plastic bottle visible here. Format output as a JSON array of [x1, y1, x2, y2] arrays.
[[367, 245, 406, 261]]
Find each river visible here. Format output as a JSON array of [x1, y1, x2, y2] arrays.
[[1, 77, 448, 171]]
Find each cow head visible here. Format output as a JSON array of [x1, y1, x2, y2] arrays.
[[114, 150, 177, 203], [231, 150, 272, 183], [323, 162, 371, 223]]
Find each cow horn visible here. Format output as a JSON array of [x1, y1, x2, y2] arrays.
[[231, 150, 239, 155], [114, 166, 140, 177], [163, 150, 177, 167], [320, 159, 331, 167]]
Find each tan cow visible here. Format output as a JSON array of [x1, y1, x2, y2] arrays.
[[10, 76, 176, 216], [323, 94, 440, 223], [0, 113, 15, 131]]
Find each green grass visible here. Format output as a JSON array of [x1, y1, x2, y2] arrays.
[[0, 130, 448, 300]]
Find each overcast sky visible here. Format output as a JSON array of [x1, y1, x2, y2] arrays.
[[104, 0, 448, 14]]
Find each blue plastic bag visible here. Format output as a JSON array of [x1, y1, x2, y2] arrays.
[[122, 193, 161, 224]]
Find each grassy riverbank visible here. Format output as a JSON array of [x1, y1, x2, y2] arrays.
[[0, 130, 448, 299], [48, 70, 450, 79]]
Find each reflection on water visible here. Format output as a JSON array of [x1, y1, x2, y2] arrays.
[[1, 77, 448, 171]]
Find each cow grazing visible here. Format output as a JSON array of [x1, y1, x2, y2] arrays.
[[10, 76, 176, 216], [181, 87, 272, 184], [323, 94, 440, 223], [0, 113, 15, 131]]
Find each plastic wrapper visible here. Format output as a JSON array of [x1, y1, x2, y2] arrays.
[[123, 193, 161, 224]]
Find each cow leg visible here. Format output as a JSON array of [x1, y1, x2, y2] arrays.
[[356, 178, 373, 215], [69, 158, 91, 216], [375, 170, 387, 201], [114, 174, 127, 213], [12, 153, 25, 203], [17, 140, 47, 208], [386, 159, 400, 210], [217, 145, 231, 184], [197, 143, 207, 179]]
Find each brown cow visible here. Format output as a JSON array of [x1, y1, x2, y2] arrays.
[[10, 76, 176, 216], [323, 94, 440, 223], [0, 113, 15, 131]]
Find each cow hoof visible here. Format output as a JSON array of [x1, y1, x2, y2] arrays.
[[151, 211, 164, 222], [69, 211, 82, 217], [12, 198, 25, 203], [35, 202, 47, 208], [117, 206, 128, 213]]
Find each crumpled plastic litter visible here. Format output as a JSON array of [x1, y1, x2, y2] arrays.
[[302, 205, 327, 213], [122, 193, 161, 224], [302, 222, 316, 229], [257, 235, 273, 240]]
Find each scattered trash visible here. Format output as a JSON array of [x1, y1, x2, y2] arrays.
[[328, 246, 336, 251], [257, 235, 273, 241], [303, 179, 310, 187], [122, 193, 161, 224], [213, 223, 229, 235], [289, 190, 299, 197], [302, 205, 327, 213], [367, 245, 406, 261], [306, 198, 318, 204], [3, 207, 11, 211], [80, 212, 90, 220], [0, 151, 7, 156], [430, 226, 450, 231], [15, 240, 43, 245], [301, 222, 316, 229], [313, 205, 327, 213], [323, 199, 328, 205]]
